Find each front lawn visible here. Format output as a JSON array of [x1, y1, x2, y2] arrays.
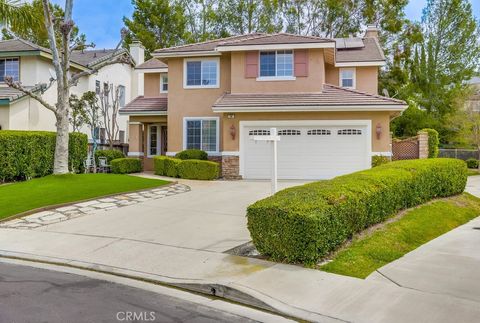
[[0, 174, 169, 220], [467, 169, 480, 176], [320, 193, 480, 278]]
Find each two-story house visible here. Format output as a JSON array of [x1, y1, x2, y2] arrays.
[[0, 38, 143, 145], [120, 26, 407, 180]]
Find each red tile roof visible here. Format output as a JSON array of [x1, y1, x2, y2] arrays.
[[136, 58, 167, 70], [120, 96, 167, 115]]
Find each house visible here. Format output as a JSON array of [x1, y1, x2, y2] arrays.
[[0, 38, 144, 145], [466, 77, 480, 112], [120, 26, 407, 180]]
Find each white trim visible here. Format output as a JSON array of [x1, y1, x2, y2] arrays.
[[160, 74, 168, 93], [147, 124, 162, 158], [239, 120, 372, 177], [335, 61, 386, 67], [371, 151, 392, 157], [119, 111, 168, 116], [212, 105, 407, 113], [128, 121, 143, 125], [166, 151, 178, 157], [182, 117, 220, 154], [221, 151, 240, 156], [136, 67, 169, 73], [216, 42, 335, 52], [339, 67, 356, 89], [128, 152, 144, 157], [152, 51, 221, 58], [183, 57, 220, 89], [256, 76, 296, 82]]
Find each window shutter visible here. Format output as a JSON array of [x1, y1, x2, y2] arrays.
[[294, 49, 308, 77], [245, 51, 259, 78]]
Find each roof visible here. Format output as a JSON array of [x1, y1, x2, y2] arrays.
[[70, 48, 131, 67], [335, 37, 385, 63], [119, 96, 168, 115], [212, 84, 406, 113], [215, 33, 333, 47], [136, 58, 168, 70], [0, 85, 39, 103]]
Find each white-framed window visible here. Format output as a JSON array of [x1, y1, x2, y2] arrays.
[[95, 80, 101, 94], [338, 129, 362, 135], [0, 58, 19, 82], [160, 74, 168, 93], [183, 58, 219, 89], [183, 117, 219, 153], [278, 129, 301, 136], [148, 124, 161, 157], [259, 50, 294, 79], [118, 85, 125, 107], [339, 68, 356, 88]]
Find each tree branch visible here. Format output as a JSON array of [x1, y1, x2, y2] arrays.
[[5, 77, 56, 113]]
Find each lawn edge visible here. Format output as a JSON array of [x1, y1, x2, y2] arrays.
[[0, 180, 176, 224]]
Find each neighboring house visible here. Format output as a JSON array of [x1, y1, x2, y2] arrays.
[[466, 77, 480, 112], [0, 38, 144, 146], [120, 26, 407, 180]]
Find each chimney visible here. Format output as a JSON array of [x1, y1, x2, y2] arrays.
[[129, 39, 145, 67], [365, 24, 379, 38]]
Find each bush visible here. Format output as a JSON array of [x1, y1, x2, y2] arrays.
[[421, 128, 439, 158], [110, 158, 142, 174], [164, 158, 182, 177], [466, 158, 479, 169], [153, 156, 169, 176], [175, 149, 208, 160], [177, 159, 219, 180], [247, 158, 467, 265], [95, 149, 124, 165], [372, 155, 390, 167], [0, 130, 88, 182]]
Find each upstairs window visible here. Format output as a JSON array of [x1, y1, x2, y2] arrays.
[[259, 50, 293, 78], [95, 80, 100, 94], [184, 58, 219, 88], [340, 68, 355, 88], [160, 74, 168, 93], [118, 85, 125, 107], [0, 58, 19, 82]]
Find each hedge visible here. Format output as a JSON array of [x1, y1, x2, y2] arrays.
[[421, 128, 439, 158], [247, 158, 467, 265], [466, 158, 479, 169], [175, 149, 208, 160], [372, 155, 390, 167], [95, 149, 125, 165], [0, 130, 88, 182], [110, 158, 142, 174], [154, 156, 219, 180]]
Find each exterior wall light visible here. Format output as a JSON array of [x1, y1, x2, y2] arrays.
[[376, 123, 382, 140], [230, 124, 236, 140]]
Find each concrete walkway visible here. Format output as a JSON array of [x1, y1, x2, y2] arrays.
[[466, 175, 480, 197]]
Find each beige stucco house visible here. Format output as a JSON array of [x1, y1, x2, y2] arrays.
[[120, 26, 407, 180], [0, 38, 144, 144]]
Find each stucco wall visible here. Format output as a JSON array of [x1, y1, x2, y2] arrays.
[[230, 49, 325, 94], [0, 106, 10, 129], [144, 73, 160, 97], [325, 65, 379, 94]]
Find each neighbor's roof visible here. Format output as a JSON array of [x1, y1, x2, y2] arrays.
[[135, 57, 168, 70], [119, 96, 168, 115], [70, 48, 132, 67], [212, 84, 406, 112], [335, 37, 385, 63], [0, 85, 40, 104]]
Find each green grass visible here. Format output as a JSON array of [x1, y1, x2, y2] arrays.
[[320, 193, 480, 278], [467, 169, 480, 176], [0, 174, 169, 220]]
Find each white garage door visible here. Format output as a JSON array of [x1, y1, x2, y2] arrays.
[[241, 123, 370, 180]]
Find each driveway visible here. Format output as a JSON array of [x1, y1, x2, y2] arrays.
[[33, 177, 305, 253]]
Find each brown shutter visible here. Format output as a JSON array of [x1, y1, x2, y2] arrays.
[[245, 51, 259, 78], [294, 49, 309, 77]]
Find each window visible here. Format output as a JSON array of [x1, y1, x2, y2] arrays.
[[307, 129, 331, 135], [338, 129, 362, 135], [184, 118, 218, 153], [259, 50, 293, 78], [148, 125, 161, 157], [118, 85, 125, 107], [184, 58, 219, 88], [160, 74, 168, 93], [95, 80, 100, 94], [249, 129, 270, 136], [278, 129, 301, 136], [0, 58, 19, 82], [103, 82, 109, 94], [340, 68, 355, 88]]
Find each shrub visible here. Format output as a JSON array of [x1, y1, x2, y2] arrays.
[[175, 149, 208, 160], [372, 155, 390, 167], [164, 158, 182, 177], [110, 158, 142, 174], [95, 149, 124, 165], [247, 158, 467, 265], [177, 159, 220, 180], [421, 128, 439, 158], [466, 158, 479, 169], [153, 156, 169, 176], [0, 130, 88, 182]]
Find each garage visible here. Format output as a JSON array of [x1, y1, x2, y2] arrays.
[[240, 121, 371, 180]]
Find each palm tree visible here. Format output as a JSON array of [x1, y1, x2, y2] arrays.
[[0, 0, 37, 32]]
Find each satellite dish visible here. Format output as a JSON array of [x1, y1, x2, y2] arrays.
[[49, 68, 57, 81]]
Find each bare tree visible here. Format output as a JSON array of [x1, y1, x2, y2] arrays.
[[5, 0, 129, 174], [98, 83, 121, 149]]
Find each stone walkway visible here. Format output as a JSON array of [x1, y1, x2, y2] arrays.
[[0, 183, 190, 230]]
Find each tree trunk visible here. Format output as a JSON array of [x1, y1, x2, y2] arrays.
[[53, 91, 70, 174]]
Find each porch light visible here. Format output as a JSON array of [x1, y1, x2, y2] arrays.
[[230, 124, 236, 140], [376, 123, 382, 139]]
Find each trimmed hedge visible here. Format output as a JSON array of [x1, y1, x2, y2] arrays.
[[466, 158, 479, 169], [110, 158, 142, 174], [421, 128, 439, 158], [0, 130, 88, 182], [95, 149, 125, 165], [154, 156, 219, 180], [247, 158, 467, 265], [175, 149, 208, 160]]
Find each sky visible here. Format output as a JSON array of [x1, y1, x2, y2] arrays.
[[48, 0, 480, 49]]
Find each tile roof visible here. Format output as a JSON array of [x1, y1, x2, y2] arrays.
[[119, 96, 168, 115], [0, 38, 49, 53], [136, 58, 167, 70], [70, 48, 130, 67], [335, 37, 385, 62], [0, 86, 39, 102], [215, 33, 333, 47], [212, 84, 406, 112]]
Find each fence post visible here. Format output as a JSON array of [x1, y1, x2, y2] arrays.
[[418, 130, 429, 159]]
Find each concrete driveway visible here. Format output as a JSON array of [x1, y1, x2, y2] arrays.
[[35, 177, 306, 253]]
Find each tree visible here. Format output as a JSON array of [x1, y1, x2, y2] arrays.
[[5, 0, 129, 174], [98, 83, 121, 149], [0, 0, 38, 31], [69, 94, 88, 132]]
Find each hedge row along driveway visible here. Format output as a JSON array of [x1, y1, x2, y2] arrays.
[[247, 158, 468, 265], [0, 174, 169, 220]]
